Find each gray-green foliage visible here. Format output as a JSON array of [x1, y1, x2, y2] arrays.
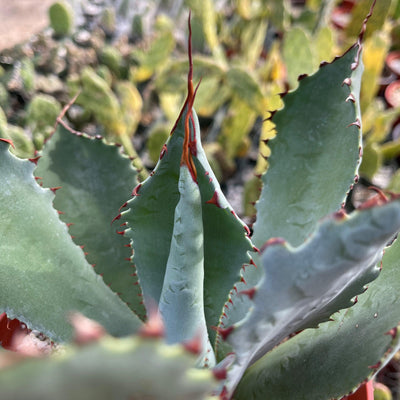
[[1, 3, 400, 400], [0, 330, 218, 400]]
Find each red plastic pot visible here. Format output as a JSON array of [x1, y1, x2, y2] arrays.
[[0, 313, 28, 350], [331, 1, 356, 29], [342, 381, 374, 400], [386, 51, 400, 76], [385, 80, 400, 108]]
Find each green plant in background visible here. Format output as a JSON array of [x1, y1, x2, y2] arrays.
[[2, 0, 400, 223], [2, 5, 400, 399], [27, 93, 62, 148], [345, 0, 400, 187], [48, 1, 74, 36], [126, 0, 400, 216], [68, 66, 147, 179]]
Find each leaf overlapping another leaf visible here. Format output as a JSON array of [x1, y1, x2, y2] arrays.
[[0, 140, 142, 342], [0, 335, 218, 400], [217, 35, 365, 363], [159, 164, 211, 363], [234, 203, 400, 400], [227, 200, 400, 396], [121, 104, 253, 343], [253, 43, 363, 249], [35, 125, 146, 319]]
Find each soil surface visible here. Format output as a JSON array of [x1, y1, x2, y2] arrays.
[[0, 0, 54, 51]]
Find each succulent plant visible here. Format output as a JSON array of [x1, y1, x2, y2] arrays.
[[48, 1, 74, 37], [2, 6, 400, 400], [68, 66, 146, 179], [27, 94, 62, 148]]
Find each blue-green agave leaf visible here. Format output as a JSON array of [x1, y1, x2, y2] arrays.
[[252, 41, 363, 249], [159, 164, 213, 365], [225, 200, 400, 396], [35, 125, 145, 319], [0, 140, 141, 342], [216, 36, 365, 364], [234, 203, 400, 400], [121, 105, 253, 340], [0, 335, 218, 400]]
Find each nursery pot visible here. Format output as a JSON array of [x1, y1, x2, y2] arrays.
[[384, 80, 400, 108], [386, 51, 400, 77], [0, 313, 27, 350], [342, 381, 374, 400]]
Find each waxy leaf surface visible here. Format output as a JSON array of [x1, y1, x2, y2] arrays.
[[35, 125, 145, 318], [0, 336, 218, 400], [217, 40, 365, 364], [159, 165, 211, 363], [253, 43, 363, 249], [227, 201, 400, 396], [121, 106, 253, 341], [0, 141, 141, 341], [234, 202, 400, 400]]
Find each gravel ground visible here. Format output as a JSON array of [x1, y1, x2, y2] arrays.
[[0, 0, 54, 51]]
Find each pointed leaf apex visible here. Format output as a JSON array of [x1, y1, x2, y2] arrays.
[[368, 361, 382, 370], [132, 184, 142, 197], [206, 191, 222, 208], [138, 307, 164, 339], [111, 214, 122, 225], [238, 287, 257, 300], [385, 327, 398, 340], [28, 156, 41, 165], [69, 313, 106, 345], [0, 138, 15, 148], [333, 209, 348, 220], [212, 325, 235, 341], [50, 186, 62, 194], [179, 12, 199, 182], [357, 0, 377, 45], [183, 333, 203, 355], [213, 367, 228, 381]]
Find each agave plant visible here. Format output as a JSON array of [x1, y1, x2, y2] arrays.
[[1, 6, 400, 400]]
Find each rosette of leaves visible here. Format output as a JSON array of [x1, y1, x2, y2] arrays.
[[2, 6, 400, 400]]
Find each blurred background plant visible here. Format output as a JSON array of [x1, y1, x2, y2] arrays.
[[1, 0, 400, 397], [1, 0, 399, 214]]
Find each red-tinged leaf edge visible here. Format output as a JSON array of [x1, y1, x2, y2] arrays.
[[0, 138, 14, 148]]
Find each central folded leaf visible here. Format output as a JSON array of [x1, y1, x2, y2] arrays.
[[121, 104, 254, 344], [159, 164, 212, 363], [121, 17, 254, 347]]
